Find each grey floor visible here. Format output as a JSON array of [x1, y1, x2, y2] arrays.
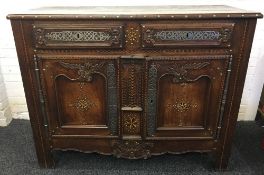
[[0, 120, 263, 175]]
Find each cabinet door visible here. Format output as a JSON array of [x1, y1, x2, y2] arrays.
[[146, 55, 232, 139], [37, 55, 119, 137]]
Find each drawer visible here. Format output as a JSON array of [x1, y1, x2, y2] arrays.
[[141, 22, 234, 48], [33, 23, 124, 49]]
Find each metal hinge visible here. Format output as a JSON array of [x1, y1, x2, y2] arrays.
[[33, 55, 48, 128]]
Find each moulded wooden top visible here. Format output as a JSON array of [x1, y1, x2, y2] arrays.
[[7, 5, 263, 20]]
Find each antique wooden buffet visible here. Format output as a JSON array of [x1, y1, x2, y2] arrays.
[[7, 5, 262, 170]]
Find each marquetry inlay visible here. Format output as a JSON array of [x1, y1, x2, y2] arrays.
[[123, 113, 140, 134], [125, 27, 140, 48], [166, 100, 198, 112], [69, 96, 96, 111]]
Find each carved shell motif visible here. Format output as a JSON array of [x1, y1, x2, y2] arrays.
[[112, 140, 153, 159], [167, 62, 210, 83], [59, 61, 104, 82]]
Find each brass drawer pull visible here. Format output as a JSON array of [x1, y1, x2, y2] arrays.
[[120, 55, 145, 60], [121, 106, 143, 112]]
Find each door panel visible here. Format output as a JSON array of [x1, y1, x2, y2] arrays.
[[38, 55, 119, 137], [146, 55, 231, 139], [158, 76, 211, 128], [55, 75, 106, 126]]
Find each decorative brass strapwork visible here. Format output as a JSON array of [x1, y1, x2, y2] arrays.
[[107, 63, 118, 135], [168, 62, 210, 83], [147, 63, 158, 136], [69, 96, 96, 112], [142, 28, 233, 47], [154, 30, 221, 41], [59, 61, 104, 82], [33, 26, 123, 48], [45, 31, 111, 42], [166, 100, 198, 112]]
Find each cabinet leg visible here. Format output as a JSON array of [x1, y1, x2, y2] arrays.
[[36, 149, 55, 168], [212, 150, 229, 171]]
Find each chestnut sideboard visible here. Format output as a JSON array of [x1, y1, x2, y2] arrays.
[[7, 5, 262, 170]]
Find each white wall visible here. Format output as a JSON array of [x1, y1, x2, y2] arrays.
[[0, 0, 263, 125]]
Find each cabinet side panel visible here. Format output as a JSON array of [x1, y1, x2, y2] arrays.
[[215, 19, 257, 170], [10, 20, 55, 168]]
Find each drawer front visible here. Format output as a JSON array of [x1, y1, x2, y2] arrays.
[[33, 23, 124, 49], [141, 22, 234, 48], [146, 55, 232, 139], [37, 55, 119, 137]]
